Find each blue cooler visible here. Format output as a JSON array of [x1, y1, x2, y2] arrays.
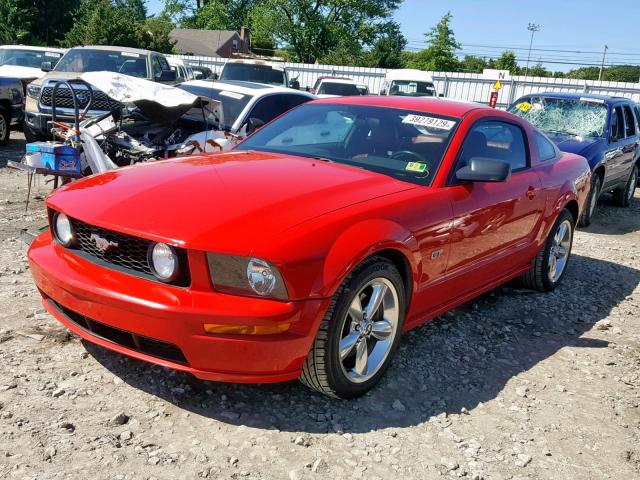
[[25, 142, 81, 174]]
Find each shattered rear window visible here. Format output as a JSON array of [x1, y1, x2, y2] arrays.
[[508, 97, 608, 138]]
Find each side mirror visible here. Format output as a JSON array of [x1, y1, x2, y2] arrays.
[[41, 61, 53, 72], [289, 78, 300, 90], [246, 117, 265, 135], [455, 157, 512, 183], [155, 70, 177, 83], [438, 93, 445, 98], [212, 72, 219, 80]]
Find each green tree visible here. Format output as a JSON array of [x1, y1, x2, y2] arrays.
[[251, 0, 402, 64], [0, 0, 80, 45], [494, 50, 520, 74], [114, 0, 147, 21], [527, 61, 551, 77], [459, 55, 488, 73], [137, 17, 177, 53], [0, 0, 26, 43], [361, 21, 407, 69], [405, 12, 460, 72], [63, 0, 142, 48]]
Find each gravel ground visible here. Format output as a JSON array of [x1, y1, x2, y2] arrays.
[[1, 136, 639, 479]]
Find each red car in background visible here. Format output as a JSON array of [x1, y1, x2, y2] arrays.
[[28, 97, 591, 398]]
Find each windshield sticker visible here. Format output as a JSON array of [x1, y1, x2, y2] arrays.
[[516, 102, 532, 112], [46, 51, 62, 57], [402, 115, 456, 130], [219, 91, 245, 100], [405, 162, 428, 173], [579, 97, 605, 104], [121, 52, 140, 58]]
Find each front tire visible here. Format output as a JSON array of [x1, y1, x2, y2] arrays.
[[612, 164, 638, 207], [579, 174, 601, 227], [0, 106, 9, 146], [300, 256, 405, 399], [519, 209, 575, 292]]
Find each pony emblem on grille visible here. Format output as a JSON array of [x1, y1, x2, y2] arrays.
[[89, 233, 119, 253]]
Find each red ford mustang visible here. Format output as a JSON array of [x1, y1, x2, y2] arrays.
[[28, 97, 591, 398]]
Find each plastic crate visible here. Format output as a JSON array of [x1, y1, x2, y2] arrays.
[[25, 142, 81, 174]]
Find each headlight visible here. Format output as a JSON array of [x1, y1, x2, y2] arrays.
[[52, 212, 75, 247], [26, 84, 41, 99], [207, 253, 288, 300], [148, 243, 179, 282]]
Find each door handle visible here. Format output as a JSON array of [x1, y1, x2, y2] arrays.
[[526, 186, 537, 199]]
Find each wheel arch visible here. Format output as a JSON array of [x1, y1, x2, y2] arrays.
[[563, 199, 580, 225]]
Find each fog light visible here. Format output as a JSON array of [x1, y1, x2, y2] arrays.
[[148, 242, 179, 282], [203, 323, 291, 335], [53, 212, 74, 247]]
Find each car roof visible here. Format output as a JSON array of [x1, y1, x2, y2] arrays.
[[0, 45, 65, 53], [385, 69, 434, 82], [180, 79, 314, 97], [309, 96, 482, 118], [66, 45, 155, 56], [517, 91, 633, 105]]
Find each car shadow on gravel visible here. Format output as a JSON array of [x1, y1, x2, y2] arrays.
[[0, 131, 26, 168], [85, 253, 640, 434], [580, 195, 640, 236]]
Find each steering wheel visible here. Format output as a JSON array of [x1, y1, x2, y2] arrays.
[[391, 150, 426, 163]]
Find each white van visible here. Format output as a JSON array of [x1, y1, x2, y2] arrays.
[[380, 69, 441, 98]]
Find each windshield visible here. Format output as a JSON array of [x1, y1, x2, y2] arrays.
[[0, 49, 62, 68], [318, 82, 360, 96], [177, 83, 253, 130], [54, 49, 149, 78], [508, 96, 608, 137], [236, 103, 458, 186], [221, 63, 285, 86], [389, 80, 436, 97]]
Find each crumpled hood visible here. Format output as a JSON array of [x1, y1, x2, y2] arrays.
[[47, 151, 415, 255], [544, 131, 603, 156]]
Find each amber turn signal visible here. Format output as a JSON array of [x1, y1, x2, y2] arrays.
[[203, 323, 291, 335]]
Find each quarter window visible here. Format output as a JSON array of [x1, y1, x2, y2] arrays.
[[458, 121, 528, 172], [534, 132, 557, 161], [623, 105, 636, 137]]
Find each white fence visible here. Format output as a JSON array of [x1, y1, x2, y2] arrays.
[[170, 54, 640, 108]]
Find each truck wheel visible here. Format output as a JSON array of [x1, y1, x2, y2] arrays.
[[0, 106, 9, 146], [579, 174, 601, 227], [519, 208, 574, 292], [23, 123, 46, 143], [612, 164, 638, 207], [300, 256, 405, 399]]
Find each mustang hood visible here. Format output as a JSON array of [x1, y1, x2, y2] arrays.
[[47, 151, 415, 254], [544, 131, 602, 156]]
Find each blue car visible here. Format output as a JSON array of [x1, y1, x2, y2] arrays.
[[508, 93, 639, 226]]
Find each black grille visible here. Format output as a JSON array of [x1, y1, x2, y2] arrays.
[[64, 216, 190, 287], [49, 299, 188, 365], [40, 86, 121, 112]]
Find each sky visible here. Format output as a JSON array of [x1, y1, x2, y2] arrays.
[[146, 0, 640, 71]]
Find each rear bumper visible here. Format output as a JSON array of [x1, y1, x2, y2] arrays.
[[28, 231, 330, 383]]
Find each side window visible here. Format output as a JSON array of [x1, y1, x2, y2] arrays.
[[535, 132, 557, 161], [248, 95, 307, 124], [611, 106, 625, 141], [151, 56, 162, 77], [157, 56, 171, 72], [457, 120, 528, 173], [635, 106, 640, 134], [623, 105, 636, 138]]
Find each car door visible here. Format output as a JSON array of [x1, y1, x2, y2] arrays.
[[604, 104, 634, 188], [445, 119, 545, 294], [619, 104, 639, 179]]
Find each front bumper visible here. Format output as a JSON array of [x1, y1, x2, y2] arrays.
[[24, 105, 108, 135], [28, 232, 330, 383]]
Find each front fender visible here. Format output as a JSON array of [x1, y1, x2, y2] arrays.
[[314, 219, 420, 298]]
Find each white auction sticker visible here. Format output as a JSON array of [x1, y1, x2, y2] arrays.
[[121, 52, 140, 58], [402, 115, 456, 130]]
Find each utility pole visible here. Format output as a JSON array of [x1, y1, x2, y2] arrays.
[[525, 23, 541, 77], [598, 45, 608, 81]]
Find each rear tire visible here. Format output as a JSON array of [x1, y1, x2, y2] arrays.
[[519, 208, 574, 292], [612, 164, 638, 207], [300, 256, 405, 399], [579, 174, 601, 227], [0, 106, 9, 146]]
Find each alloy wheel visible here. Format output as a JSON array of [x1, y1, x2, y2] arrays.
[[548, 219, 572, 283], [338, 278, 400, 383]]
